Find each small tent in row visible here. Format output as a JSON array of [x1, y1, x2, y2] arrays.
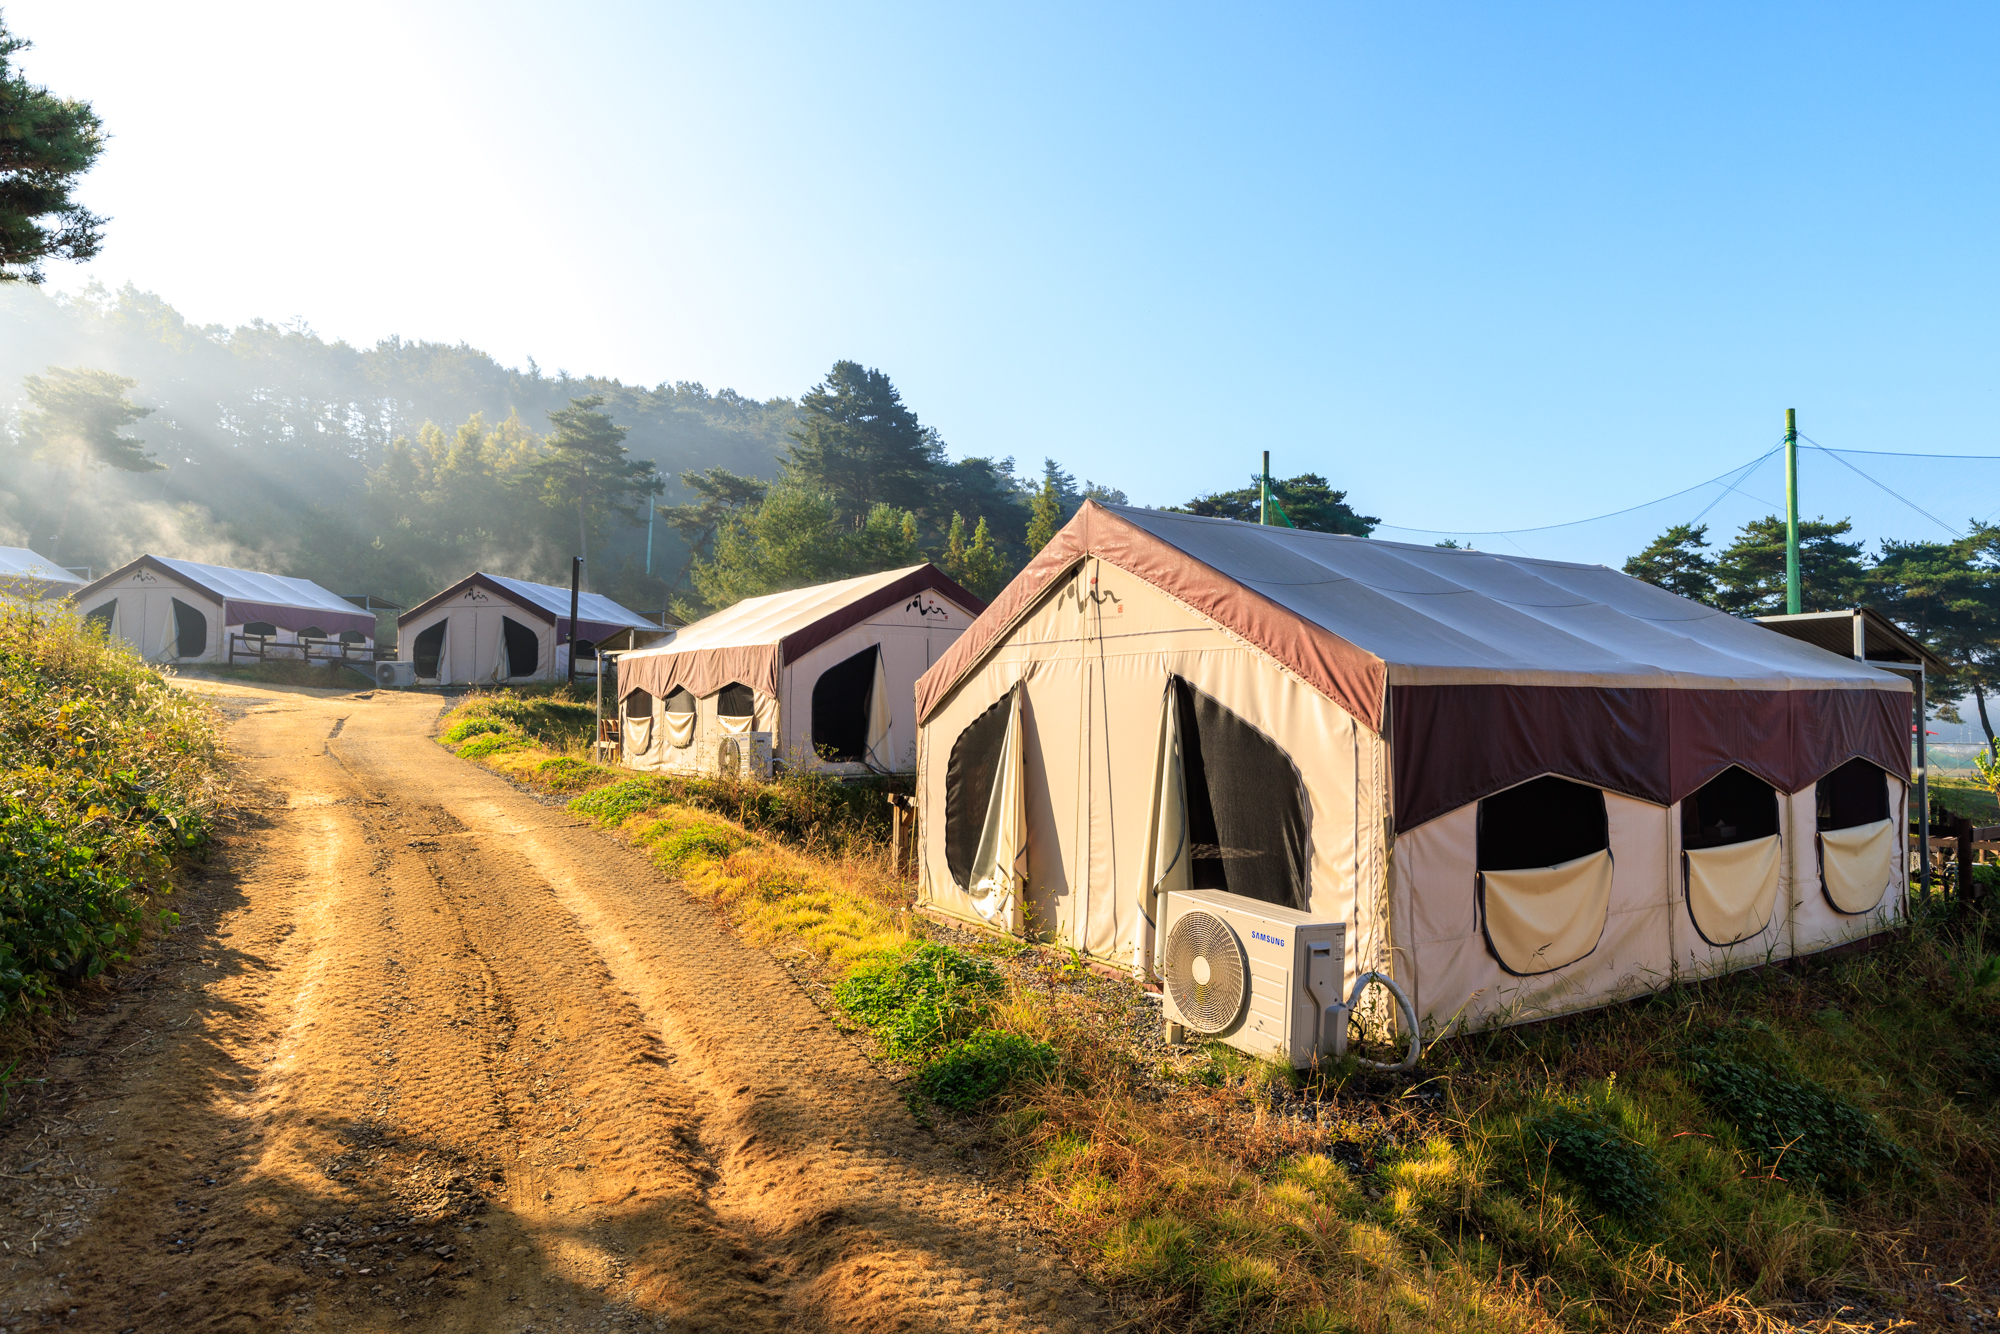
[[616, 564, 982, 778], [0, 547, 84, 602], [397, 572, 665, 685], [71, 555, 375, 663], [913, 502, 1913, 1035]]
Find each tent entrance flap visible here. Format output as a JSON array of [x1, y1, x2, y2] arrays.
[[945, 687, 1025, 930], [1685, 834, 1783, 945], [170, 598, 207, 660], [810, 646, 879, 763], [1134, 682, 1192, 973], [1174, 677, 1308, 913], [965, 689, 1026, 930]]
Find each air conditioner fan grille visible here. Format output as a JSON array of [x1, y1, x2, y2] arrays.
[[1164, 909, 1246, 1034]]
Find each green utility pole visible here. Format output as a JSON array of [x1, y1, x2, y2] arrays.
[[1784, 408, 1801, 614], [1260, 450, 1271, 525]]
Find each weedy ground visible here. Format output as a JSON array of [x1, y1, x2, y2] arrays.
[[438, 688, 2000, 1334], [0, 601, 229, 1027]]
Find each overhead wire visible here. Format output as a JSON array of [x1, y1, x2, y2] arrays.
[[1797, 433, 1964, 538]]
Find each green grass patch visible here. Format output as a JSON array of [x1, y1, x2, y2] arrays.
[[440, 717, 512, 745], [455, 733, 527, 759], [532, 756, 618, 792], [833, 942, 1003, 1059], [916, 1028, 1057, 1111], [1684, 1043, 1915, 1193]]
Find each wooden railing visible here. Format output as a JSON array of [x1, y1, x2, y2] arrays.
[[227, 634, 374, 666]]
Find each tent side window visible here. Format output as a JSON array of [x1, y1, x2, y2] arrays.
[[1173, 677, 1310, 912], [1816, 757, 1895, 915], [1476, 776, 1608, 871], [1682, 765, 1783, 946], [501, 616, 539, 678], [243, 620, 278, 641], [810, 646, 879, 763], [412, 622, 446, 678], [944, 693, 1015, 888], [663, 686, 695, 748], [1816, 757, 1889, 831], [299, 625, 327, 640], [170, 599, 208, 659], [716, 682, 755, 719], [1475, 776, 1613, 976], [83, 601, 115, 635]]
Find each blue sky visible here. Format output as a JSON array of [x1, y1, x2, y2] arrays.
[[12, 2, 1999, 561]]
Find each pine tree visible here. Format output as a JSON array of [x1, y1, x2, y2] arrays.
[[783, 361, 943, 517], [960, 517, 1008, 600], [1176, 472, 1377, 535], [0, 18, 106, 283], [1712, 516, 1867, 616], [1025, 475, 1063, 552], [1623, 523, 1717, 604], [524, 395, 660, 582]]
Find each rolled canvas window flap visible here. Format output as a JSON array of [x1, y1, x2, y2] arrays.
[[719, 714, 754, 737], [1135, 682, 1191, 965], [624, 704, 654, 755], [1685, 833, 1782, 945], [1478, 848, 1613, 976], [865, 648, 892, 769], [666, 711, 695, 749], [967, 690, 1026, 933], [1820, 818, 1893, 914]]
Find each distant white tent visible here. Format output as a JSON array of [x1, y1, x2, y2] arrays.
[[615, 564, 982, 778], [0, 547, 85, 602], [397, 573, 666, 685], [70, 556, 375, 664]]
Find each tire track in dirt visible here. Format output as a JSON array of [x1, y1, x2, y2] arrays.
[[0, 682, 1109, 1333]]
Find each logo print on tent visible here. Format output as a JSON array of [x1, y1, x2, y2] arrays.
[[906, 596, 950, 620]]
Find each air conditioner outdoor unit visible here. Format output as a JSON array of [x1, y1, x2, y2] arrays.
[[374, 661, 417, 689], [716, 732, 773, 781], [1158, 889, 1348, 1067]]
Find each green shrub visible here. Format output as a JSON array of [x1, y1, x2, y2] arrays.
[[441, 717, 511, 745], [651, 822, 746, 869], [1523, 1106, 1664, 1220], [916, 1028, 1057, 1111], [833, 942, 1003, 1059], [534, 756, 616, 792], [570, 776, 677, 826], [1685, 1046, 1915, 1193], [455, 733, 527, 759]]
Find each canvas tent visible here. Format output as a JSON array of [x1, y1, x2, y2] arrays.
[[396, 573, 665, 685], [914, 502, 1913, 1035], [0, 547, 84, 602], [70, 555, 375, 663], [616, 564, 982, 779]]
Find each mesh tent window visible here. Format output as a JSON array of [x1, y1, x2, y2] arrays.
[[170, 599, 207, 659], [572, 640, 597, 660], [1477, 776, 1608, 871], [338, 630, 367, 644], [716, 682, 755, 719], [1817, 757, 1890, 831], [627, 688, 654, 715], [83, 601, 115, 635], [811, 646, 879, 762], [413, 622, 446, 678], [1173, 677, 1310, 912], [299, 625, 327, 640], [502, 616, 538, 678], [1681, 766, 1780, 850], [945, 692, 1015, 889], [243, 621, 278, 639], [665, 687, 695, 715]]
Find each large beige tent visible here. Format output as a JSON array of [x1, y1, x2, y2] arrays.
[[617, 564, 982, 778], [397, 573, 666, 685], [914, 502, 1913, 1034], [70, 556, 375, 663]]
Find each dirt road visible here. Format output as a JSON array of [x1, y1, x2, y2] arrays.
[[0, 682, 1110, 1334]]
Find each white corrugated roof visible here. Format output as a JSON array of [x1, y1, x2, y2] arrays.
[[483, 574, 659, 631], [622, 565, 931, 659], [151, 557, 361, 616], [0, 548, 83, 585]]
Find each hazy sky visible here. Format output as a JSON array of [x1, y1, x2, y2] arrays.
[[11, 1, 1999, 556]]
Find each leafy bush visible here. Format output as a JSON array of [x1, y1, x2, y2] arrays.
[[441, 717, 511, 745], [651, 822, 747, 869], [1523, 1106, 1664, 1220], [1685, 1046, 1915, 1192], [533, 756, 616, 792], [833, 942, 1003, 1059], [0, 603, 226, 1011], [571, 776, 678, 826], [455, 733, 527, 759], [916, 1028, 1057, 1111]]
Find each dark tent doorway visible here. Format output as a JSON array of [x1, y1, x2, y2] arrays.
[[413, 622, 446, 678], [170, 599, 208, 659], [945, 690, 1014, 889], [1173, 677, 1309, 912], [502, 616, 539, 678], [811, 645, 879, 763]]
